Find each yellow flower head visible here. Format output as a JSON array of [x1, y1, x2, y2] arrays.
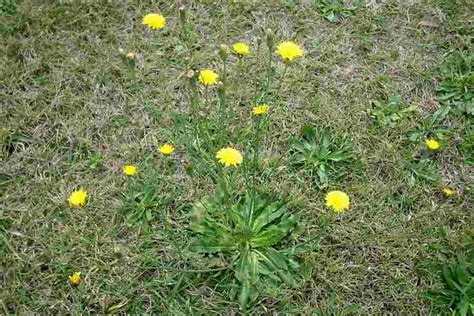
[[216, 147, 243, 167], [159, 144, 175, 155], [126, 52, 136, 60], [69, 272, 81, 285], [198, 70, 219, 86], [276, 41, 303, 61], [233, 42, 250, 56], [143, 13, 166, 30], [425, 138, 440, 150], [252, 104, 269, 115], [325, 190, 350, 212], [123, 165, 137, 176], [68, 188, 88, 207], [442, 188, 455, 197]]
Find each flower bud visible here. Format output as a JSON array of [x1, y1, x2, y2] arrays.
[[186, 70, 195, 79], [265, 29, 274, 50], [179, 5, 186, 25], [219, 44, 229, 61]]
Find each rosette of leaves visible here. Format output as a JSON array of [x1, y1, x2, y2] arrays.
[[423, 249, 474, 316], [290, 125, 354, 187], [119, 171, 176, 224], [399, 158, 439, 187], [370, 95, 418, 128], [314, 0, 355, 23], [436, 50, 473, 115], [190, 193, 299, 309], [407, 105, 452, 143]]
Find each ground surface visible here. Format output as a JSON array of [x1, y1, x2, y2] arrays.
[[1, 0, 472, 314]]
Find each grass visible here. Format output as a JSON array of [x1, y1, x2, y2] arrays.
[[1, 0, 472, 314]]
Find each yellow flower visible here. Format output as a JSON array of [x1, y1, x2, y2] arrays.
[[232, 42, 250, 56], [143, 13, 166, 30], [68, 189, 88, 207], [198, 69, 219, 85], [252, 104, 269, 115], [126, 52, 136, 60], [216, 147, 243, 167], [425, 138, 440, 150], [325, 190, 350, 212], [123, 165, 137, 176], [69, 272, 81, 285], [276, 41, 303, 61], [159, 144, 175, 155], [442, 188, 455, 197]]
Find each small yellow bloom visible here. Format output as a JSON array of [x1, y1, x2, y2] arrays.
[[68, 189, 88, 207], [216, 147, 243, 167], [69, 272, 81, 285], [276, 41, 303, 61], [159, 144, 175, 155], [325, 190, 350, 212], [252, 104, 269, 115], [232, 42, 250, 56], [425, 138, 440, 150], [123, 165, 137, 176], [198, 69, 219, 86], [143, 13, 166, 30], [126, 52, 136, 60], [442, 188, 455, 197]]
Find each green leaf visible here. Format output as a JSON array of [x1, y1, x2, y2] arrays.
[[239, 280, 252, 310], [255, 248, 298, 287], [251, 202, 286, 234], [190, 238, 236, 253], [457, 299, 469, 316], [429, 105, 450, 126], [301, 125, 316, 141], [235, 250, 259, 309], [235, 250, 259, 283], [250, 214, 296, 247]]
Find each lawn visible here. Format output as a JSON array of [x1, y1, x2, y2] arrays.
[[1, 0, 473, 314]]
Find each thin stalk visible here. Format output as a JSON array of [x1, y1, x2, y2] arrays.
[[252, 41, 262, 104], [276, 62, 290, 96], [218, 84, 227, 147], [263, 45, 273, 102]]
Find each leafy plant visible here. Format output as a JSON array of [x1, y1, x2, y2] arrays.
[[314, 0, 355, 23], [370, 95, 418, 128], [436, 50, 474, 115], [423, 249, 474, 316], [0, 129, 31, 157], [459, 134, 473, 165], [119, 174, 176, 224], [406, 105, 452, 143], [190, 193, 300, 309], [290, 125, 354, 187], [399, 158, 439, 187]]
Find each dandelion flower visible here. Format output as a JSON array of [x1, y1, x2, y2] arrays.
[[325, 190, 350, 212], [276, 41, 303, 61], [68, 189, 88, 207], [216, 147, 243, 167], [123, 165, 137, 176], [425, 138, 440, 150], [198, 69, 219, 85], [143, 13, 166, 30], [233, 42, 250, 56], [159, 144, 175, 155], [442, 188, 455, 197], [126, 52, 136, 60], [252, 104, 269, 115], [69, 272, 81, 285]]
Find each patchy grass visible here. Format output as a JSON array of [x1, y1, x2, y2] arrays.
[[1, 0, 472, 314]]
